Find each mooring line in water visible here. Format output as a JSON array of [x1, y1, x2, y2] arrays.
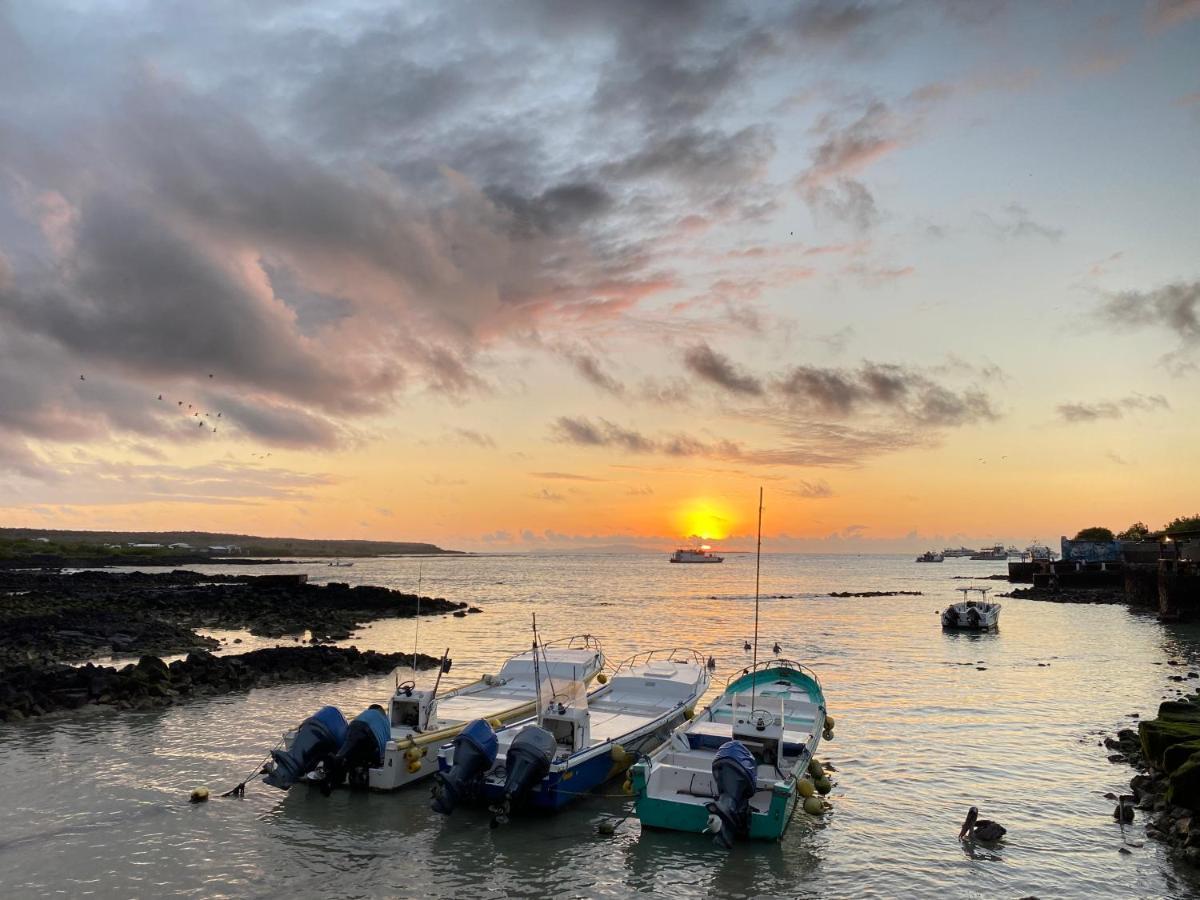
[[221, 742, 282, 798]]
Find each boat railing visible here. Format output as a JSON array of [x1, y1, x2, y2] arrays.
[[612, 648, 707, 673], [541, 633, 604, 654], [725, 658, 823, 692]]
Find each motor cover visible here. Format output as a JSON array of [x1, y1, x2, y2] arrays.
[[502, 725, 557, 804], [431, 718, 498, 815], [707, 740, 757, 849], [262, 706, 348, 790], [324, 707, 391, 791]]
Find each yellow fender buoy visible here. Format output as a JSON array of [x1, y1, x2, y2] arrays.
[[489, 718, 502, 730], [803, 796, 824, 816], [621, 777, 633, 795], [814, 776, 832, 796], [407, 760, 421, 774], [797, 778, 816, 798], [597, 673, 608, 684], [808, 758, 824, 779], [190, 787, 210, 803], [611, 744, 630, 765], [684, 707, 695, 720], [404, 747, 421, 763], [824, 715, 836, 731]]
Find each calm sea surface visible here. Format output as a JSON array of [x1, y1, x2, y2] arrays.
[[3, 553, 1200, 899]]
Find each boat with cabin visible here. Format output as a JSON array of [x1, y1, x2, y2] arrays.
[[941, 587, 1001, 630], [942, 547, 978, 558], [670, 547, 724, 563], [259, 635, 605, 792], [969, 545, 1008, 561], [916, 551, 944, 563], [431, 648, 710, 824]]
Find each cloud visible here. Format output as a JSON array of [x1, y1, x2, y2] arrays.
[[1148, 0, 1200, 31], [531, 488, 566, 503], [530, 471, 608, 482], [789, 479, 834, 499], [1056, 393, 1171, 423], [1100, 280, 1199, 344], [979, 203, 1064, 241], [563, 348, 626, 396], [450, 428, 497, 448], [682, 343, 764, 395]]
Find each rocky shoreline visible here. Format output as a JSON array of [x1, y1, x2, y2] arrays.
[[0, 569, 479, 668], [0, 646, 441, 721], [1001, 585, 1129, 605], [1106, 683, 1200, 865]]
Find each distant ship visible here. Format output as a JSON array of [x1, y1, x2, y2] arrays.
[[941, 547, 978, 557], [916, 551, 944, 563], [969, 545, 1007, 561], [669, 548, 724, 564]]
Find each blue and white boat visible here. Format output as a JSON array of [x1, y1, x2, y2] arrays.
[[431, 649, 710, 824]]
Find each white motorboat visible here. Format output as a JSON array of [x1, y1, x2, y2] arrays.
[[432, 648, 710, 823], [670, 547, 724, 563], [969, 545, 1007, 561], [916, 551, 944, 563], [261, 635, 606, 792], [941, 587, 1001, 630]]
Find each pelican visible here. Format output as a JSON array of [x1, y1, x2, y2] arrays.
[[743, 640, 752, 651], [772, 642, 781, 655], [959, 807, 1005, 841], [706, 656, 716, 670]]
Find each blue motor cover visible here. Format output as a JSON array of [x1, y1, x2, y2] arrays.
[[431, 719, 499, 815], [263, 706, 348, 790], [708, 740, 757, 849], [323, 706, 391, 792], [502, 724, 557, 803]]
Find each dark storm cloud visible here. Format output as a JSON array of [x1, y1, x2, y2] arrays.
[[0, 0, 942, 466], [682, 343, 764, 396], [1056, 393, 1171, 423]]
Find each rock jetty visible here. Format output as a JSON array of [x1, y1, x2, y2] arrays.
[[0, 647, 440, 721], [0, 569, 470, 667]]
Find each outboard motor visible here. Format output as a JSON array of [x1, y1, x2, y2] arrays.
[[262, 706, 348, 790], [322, 705, 390, 793], [706, 740, 757, 849], [966, 607, 981, 627], [431, 718, 498, 815], [491, 725, 557, 826], [942, 606, 959, 627]]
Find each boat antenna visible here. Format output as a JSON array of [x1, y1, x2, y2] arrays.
[[430, 647, 450, 701], [751, 486, 763, 715], [532, 613, 543, 726], [412, 561, 423, 675]]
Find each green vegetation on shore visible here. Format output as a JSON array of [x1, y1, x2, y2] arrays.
[[1073, 515, 1200, 543], [0, 528, 460, 558]]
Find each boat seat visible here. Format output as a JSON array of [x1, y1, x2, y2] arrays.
[[685, 720, 812, 757]]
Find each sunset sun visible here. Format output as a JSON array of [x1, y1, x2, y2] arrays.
[[675, 500, 735, 542]]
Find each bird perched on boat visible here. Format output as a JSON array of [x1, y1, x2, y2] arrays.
[[959, 806, 1006, 841], [772, 642, 781, 655], [707, 656, 716, 670], [743, 641, 752, 651]]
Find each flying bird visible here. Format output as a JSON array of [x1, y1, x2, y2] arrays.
[[217, 413, 221, 418], [79, 375, 85, 381], [157, 394, 163, 401], [178, 401, 183, 406], [208, 373, 214, 378], [198, 421, 205, 428]]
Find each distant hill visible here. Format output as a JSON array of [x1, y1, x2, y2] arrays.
[[0, 528, 460, 558]]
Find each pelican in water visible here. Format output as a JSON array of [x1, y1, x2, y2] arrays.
[[743, 640, 752, 651], [959, 806, 1006, 841], [772, 641, 781, 655]]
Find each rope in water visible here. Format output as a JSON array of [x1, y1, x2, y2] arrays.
[[221, 742, 281, 798]]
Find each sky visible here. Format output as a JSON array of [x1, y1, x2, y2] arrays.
[[0, 0, 1197, 553]]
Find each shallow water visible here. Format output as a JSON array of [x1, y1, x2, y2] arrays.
[[3, 553, 1200, 899]]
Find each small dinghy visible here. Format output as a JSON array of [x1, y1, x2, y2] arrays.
[[432, 648, 710, 824], [631, 659, 828, 845], [941, 587, 1001, 630], [262, 635, 605, 792]]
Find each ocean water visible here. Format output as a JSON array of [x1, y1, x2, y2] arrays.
[[2, 553, 1199, 899]]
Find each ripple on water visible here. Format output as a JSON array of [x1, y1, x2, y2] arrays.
[[2, 554, 1200, 898]]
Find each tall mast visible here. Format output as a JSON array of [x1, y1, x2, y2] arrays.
[[412, 561, 423, 674], [751, 486, 763, 713], [532, 613, 543, 726]]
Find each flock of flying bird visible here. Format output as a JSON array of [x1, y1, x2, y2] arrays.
[[78, 372, 267, 458]]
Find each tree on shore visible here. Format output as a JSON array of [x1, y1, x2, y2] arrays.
[[1073, 526, 1115, 542], [1164, 515, 1200, 534], [1117, 522, 1151, 540]]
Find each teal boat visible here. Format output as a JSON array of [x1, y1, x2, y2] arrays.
[[631, 488, 833, 847], [630, 659, 828, 844]]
